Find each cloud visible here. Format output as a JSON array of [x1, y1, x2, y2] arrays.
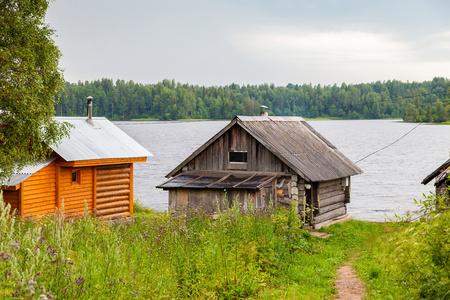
[[236, 28, 411, 66]]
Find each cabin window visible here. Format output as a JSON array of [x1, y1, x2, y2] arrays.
[[229, 151, 247, 163], [228, 151, 248, 170], [71, 170, 81, 184]]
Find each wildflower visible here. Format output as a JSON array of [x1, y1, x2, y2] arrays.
[[25, 285, 35, 295], [47, 291, 54, 300], [0, 252, 10, 261], [28, 280, 37, 286], [47, 245, 57, 256], [10, 240, 20, 250], [39, 294, 48, 300], [75, 276, 85, 285]]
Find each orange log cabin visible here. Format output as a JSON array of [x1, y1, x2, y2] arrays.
[[1, 97, 152, 219]]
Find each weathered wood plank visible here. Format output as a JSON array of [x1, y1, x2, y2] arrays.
[[314, 207, 346, 224], [319, 184, 343, 195], [320, 194, 345, 208], [318, 202, 345, 214], [320, 189, 345, 200], [319, 179, 341, 189]]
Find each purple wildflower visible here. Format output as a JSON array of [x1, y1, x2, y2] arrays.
[[47, 291, 54, 300], [75, 276, 85, 285], [10, 240, 20, 250], [0, 252, 10, 261], [47, 245, 57, 256]]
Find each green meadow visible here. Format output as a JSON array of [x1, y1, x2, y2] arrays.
[[0, 194, 448, 299]]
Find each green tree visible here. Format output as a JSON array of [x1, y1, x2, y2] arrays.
[[432, 100, 446, 123], [403, 103, 420, 122], [0, 0, 70, 183]]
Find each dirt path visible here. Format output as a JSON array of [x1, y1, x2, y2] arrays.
[[334, 263, 365, 300]]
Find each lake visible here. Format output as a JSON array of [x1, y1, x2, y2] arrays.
[[115, 119, 450, 221]]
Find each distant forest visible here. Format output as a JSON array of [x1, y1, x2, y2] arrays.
[[55, 77, 450, 122]]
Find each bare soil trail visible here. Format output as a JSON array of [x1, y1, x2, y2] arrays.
[[334, 263, 365, 300]]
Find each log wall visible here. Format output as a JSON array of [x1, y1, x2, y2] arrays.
[[187, 125, 291, 173], [2, 161, 135, 219], [2, 189, 20, 214], [95, 164, 132, 219], [60, 166, 94, 216], [314, 178, 347, 225], [21, 161, 57, 216]]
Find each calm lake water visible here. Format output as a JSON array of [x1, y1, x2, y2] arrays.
[[115, 119, 450, 221]]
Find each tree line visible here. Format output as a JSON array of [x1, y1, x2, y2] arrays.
[[55, 77, 450, 122]]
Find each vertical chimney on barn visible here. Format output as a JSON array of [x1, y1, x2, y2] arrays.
[[86, 96, 94, 126], [260, 105, 269, 117]]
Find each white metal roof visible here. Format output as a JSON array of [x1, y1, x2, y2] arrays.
[[52, 117, 153, 162], [2, 157, 57, 186]]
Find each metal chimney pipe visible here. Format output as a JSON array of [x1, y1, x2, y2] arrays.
[[86, 96, 94, 125], [260, 105, 269, 116]]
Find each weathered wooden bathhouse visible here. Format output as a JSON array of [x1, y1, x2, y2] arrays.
[[1, 98, 152, 218], [422, 158, 450, 196], [158, 115, 362, 226]]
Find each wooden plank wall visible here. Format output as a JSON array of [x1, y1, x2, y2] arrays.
[[60, 166, 93, 216], [169, 188, 260, 212], [188, 124, 290, 173], [2, 190, 20, 214], [95, 164, 131, 219], [21, 161, 57, 216], [314, 179, 346, 224], [168, 189, 188, 210], [188, 189, 223, 212]]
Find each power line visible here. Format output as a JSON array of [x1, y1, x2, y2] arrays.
[[355, 122, 424, 164]]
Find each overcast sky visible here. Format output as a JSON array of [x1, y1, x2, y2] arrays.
[[45, 0, 450, 87]]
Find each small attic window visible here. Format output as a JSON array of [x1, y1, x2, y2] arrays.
[[229, 151, 247, 163], [71, 170, 81, 184], [228, 151, 248, 170]]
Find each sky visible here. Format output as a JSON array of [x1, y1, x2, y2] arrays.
[[45, 0, 450, 87]]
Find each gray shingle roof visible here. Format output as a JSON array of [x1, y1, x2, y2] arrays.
[[167, 116, 362, 182], [238, 116, 362, 182], [52, 117, 152, 161], [422, 158, 450, 185]]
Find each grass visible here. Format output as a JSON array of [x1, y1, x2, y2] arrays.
[[0, 193, 448, 299], [354, 200, 450, 299], [426, 121, 450, 125]]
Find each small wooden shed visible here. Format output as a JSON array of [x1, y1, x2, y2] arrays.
[[422, 159, 450, 196], [158, 116, 362, 226], [1, 104, 152, 219]]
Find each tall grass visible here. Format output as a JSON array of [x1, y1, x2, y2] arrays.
[[0, 193, 386, 299], [355, 193, 450, 299]]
